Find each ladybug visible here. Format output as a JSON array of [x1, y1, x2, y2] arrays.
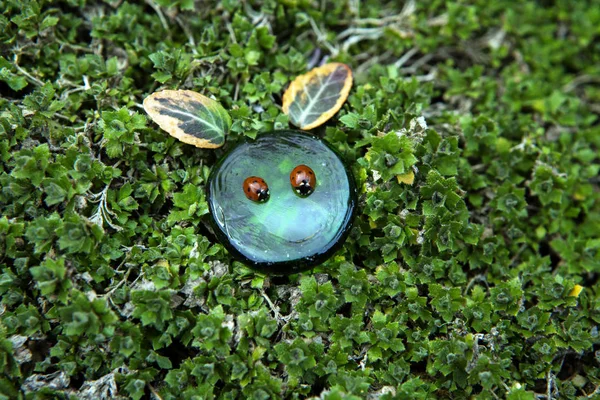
[[243, 176, 270, 202], [290, 165, 316, 196]]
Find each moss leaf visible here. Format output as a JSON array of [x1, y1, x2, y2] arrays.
[[282, 63, 352, 130], [396, 171, 415, 185], [143, 90, 230, 149]]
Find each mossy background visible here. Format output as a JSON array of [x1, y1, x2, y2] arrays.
[[1, 0, 599, 399]]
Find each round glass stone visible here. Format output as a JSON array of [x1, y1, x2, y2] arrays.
[[206, 130, 357, 274]]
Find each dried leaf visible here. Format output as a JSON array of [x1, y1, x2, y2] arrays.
[[282, 63, 353, 130], [143, 90, 230, 149], [22, 371, 70, 393]]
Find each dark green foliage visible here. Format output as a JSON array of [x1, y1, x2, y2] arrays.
[[1, 0, 599, 399]]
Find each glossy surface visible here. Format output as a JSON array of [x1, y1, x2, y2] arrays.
[[207, 130, 357, 274]]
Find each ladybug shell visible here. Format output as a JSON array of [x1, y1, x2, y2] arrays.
[[290, 165, 316, 196], [243, 176, 270, 202]]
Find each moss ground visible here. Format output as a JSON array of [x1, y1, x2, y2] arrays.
[[1, 0, 599, 399]]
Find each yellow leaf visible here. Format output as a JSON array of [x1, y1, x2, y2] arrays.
[[396, 171, 415, 185], [282, 63, 353, 130], [569, 284, 584, 297], [143, 90, 230, 149]]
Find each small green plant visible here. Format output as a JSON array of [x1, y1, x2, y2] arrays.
[[0, 0, 598, 399]]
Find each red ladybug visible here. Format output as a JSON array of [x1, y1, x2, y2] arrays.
[[290, 165, 316, 196], [243, 176, 270, 202]]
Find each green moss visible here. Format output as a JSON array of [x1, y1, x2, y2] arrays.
[[1, 0, 599, 399]]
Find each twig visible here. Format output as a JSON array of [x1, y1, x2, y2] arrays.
[[353, 0, 416, 26], [358, 346, 369, 371], [55, 113, 76, 122], [508, 243, 528, 267], [309, 17, 339, 56], [586, 385, 600, 398], [413, 70, 437, 82], [56, 40, 96, 53], [145, 0, 169, 34], [393, 47, 419, 68], [427, 13, 448, 27], [348, 0, 360, 16], [175, 16, 197, 54], [233, 80, 240, 102], [356, 50, 392, 75], [226, 23, 237, 44], [464, 273, 489, 295], [337, 27, 382, 40], [563, 74, 600, 92], [261, 289, 287, 325], [148, 383, 163, 400], [306, 48, 322, 70], [60, 76, 91, 100], [245, 3, 271, 30], [102, 264, 133, 299], [12, 54, 44, 86], [546, 371, 558, 400], [354, 15, 406, 26], [400, 53, 433, 73], [466, 333, 485, 372]]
